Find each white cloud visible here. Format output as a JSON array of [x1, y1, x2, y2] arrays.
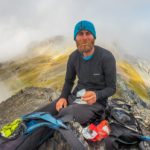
[[0, 0, 150, 61]]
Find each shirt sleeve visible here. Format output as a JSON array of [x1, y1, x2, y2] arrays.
[[95, 53, 116, 100], [60, 55, 76, 99]]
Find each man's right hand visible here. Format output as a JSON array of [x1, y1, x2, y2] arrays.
[[56, 98, 67, 111]]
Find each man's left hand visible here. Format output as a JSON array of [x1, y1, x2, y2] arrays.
[[82, 91, 97, 105]]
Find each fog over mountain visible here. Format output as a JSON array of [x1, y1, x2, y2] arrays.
[[0, 36, 149, 105], [0, 0, 150, 62]]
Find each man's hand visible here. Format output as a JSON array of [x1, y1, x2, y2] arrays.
[[56, 98, 68, 111], [82, 91, 97, 105]]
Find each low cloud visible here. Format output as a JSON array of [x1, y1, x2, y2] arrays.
[[0, 0, 150, 62]]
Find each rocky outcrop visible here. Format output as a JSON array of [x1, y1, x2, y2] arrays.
[[116, 74, 150, 131], [0, 83, 150, 149], [0, 87, 56, 128]]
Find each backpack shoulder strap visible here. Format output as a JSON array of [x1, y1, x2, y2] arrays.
[[22, 112, 86, 150]]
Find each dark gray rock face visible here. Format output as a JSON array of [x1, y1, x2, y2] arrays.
[[0, 87, 54, 128]]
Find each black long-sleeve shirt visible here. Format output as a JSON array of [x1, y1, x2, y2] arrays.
[[60, 45, 116, 106]]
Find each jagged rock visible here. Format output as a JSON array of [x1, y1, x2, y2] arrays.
[[116, 74, 150, 130], [0, 87, 54, 128], [0, 85, 150, 150]]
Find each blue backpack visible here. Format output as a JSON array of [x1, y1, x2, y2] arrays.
[[0, 112, 87, 150]]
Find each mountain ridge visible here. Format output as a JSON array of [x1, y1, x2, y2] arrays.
[[0, 37, 149, 104]]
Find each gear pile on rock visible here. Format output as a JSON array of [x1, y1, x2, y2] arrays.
[[0, 85, 150, 149]]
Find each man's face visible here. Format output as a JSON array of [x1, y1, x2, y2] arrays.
[[75, 30, 95, 53]]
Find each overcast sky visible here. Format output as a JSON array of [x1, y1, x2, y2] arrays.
[[0, 0, 150, 62]]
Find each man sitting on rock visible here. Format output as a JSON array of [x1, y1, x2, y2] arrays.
[[40, 20, 116, 125]]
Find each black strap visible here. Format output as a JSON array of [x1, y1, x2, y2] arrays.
[[57, 114, 86, 150], [58, 128, 86, 150]]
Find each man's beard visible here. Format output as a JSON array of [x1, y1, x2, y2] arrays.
[[76, 39, 95, 53]]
